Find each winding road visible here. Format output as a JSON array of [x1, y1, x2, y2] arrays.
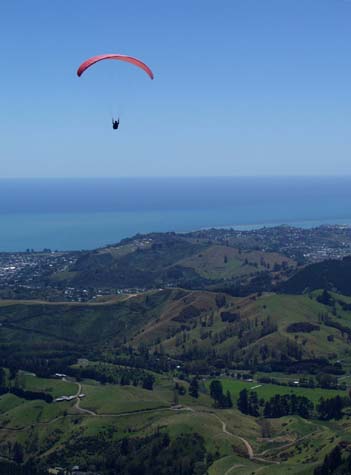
[[73, 382, 96, 416], [213, 414, 254, 459], [212, 413, 281, 474], [69, 381, 280, 472], [0, 377, 284, 473]]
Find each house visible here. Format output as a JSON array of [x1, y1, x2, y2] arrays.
[[54, 395, 76, 402], [54, 373, 67, 378], [48, 468, 64, 475], [54, 396, 68, 402]]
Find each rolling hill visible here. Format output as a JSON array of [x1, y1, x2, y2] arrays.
[[280, 256, 351, 295], [52, 232, 295, 294], [2, 286, 351, 377], [4, 229, 351, 474]]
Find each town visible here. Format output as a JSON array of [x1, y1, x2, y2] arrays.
[[1, 224, 351, 302]]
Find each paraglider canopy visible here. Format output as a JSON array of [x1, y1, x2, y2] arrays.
[[77, 54, 154, 80]]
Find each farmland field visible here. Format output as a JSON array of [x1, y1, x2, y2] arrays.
[[209, 378, 347, 404]]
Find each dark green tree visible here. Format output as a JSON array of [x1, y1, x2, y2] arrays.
[[248, 391, 260, 417], [210, 380, 223, 403], [314, 445, 342, 475], [317, 289, 333, 306], [237, 389, 249, 415], [142, 375, 155, 390], [225, 390, 233, 408], [13, 442, 24, 464], [0, 368, 6, 387], [189, 378, 199, 398], [317, 396, 343, 421]]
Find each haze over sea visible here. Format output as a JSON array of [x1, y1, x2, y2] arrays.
[[1, 177, 351, 252]]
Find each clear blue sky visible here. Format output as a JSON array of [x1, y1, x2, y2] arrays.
[[1, 0, 351, 177]]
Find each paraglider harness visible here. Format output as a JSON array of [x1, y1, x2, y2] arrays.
[[112, 118, 120, 130]]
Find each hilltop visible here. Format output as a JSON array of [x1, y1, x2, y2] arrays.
[[53, 231, 296, 295], [2, 225, 351, 302]]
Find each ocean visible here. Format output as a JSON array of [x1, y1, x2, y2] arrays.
[[1, 176, 351, 252]]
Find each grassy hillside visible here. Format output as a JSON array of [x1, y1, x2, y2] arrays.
[[2, 370, 351, 475], [133, 290, 351, 374], [6, 229, 351, 474], [0, 290, 176, 353], [178, 245, 293, 280], [52, 233, 295, 293], [0, 289, 236, 378], [2, 288, 351, 376], [212, 378, 346, 404], [2, 289, 351, 474]]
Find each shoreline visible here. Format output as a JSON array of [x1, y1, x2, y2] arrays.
[[0, 217, 350, 253]]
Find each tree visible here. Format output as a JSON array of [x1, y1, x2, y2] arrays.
[[175, 382, 186, 395], [317, 396, 343, 421], [238, 390, 260, 416], [328, 445, 342, 470], [9, 367, 17, 381], [0, 368, 6, 387], [120, 375, 130, 385], [314, 445, 342, 475], [263, 394, 313, 419], [225, 390, 233, 408], [209, 380, 232, 408], [142, 375, 155, 390], [189, 378, 199, 398], [237, 389, 249, 415], [248, 391, 259, 417], [210, 380, 223, 403], [13, 442, 24, 464], [317, 373, 338, 389], [317, 289, 333, 306], [173, 389, 179, 406], [14, 372, 25, 390]]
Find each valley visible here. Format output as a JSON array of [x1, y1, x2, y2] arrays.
[[2, 226, 351, 474]]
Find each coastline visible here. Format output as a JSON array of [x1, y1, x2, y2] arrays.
[[0, 210, 351, 253], [0, 176, 351, 252]]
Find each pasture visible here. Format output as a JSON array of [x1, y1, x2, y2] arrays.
[[209, 378, 347, 404]]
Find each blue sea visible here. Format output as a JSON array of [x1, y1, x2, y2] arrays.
[[1, 177, 351, 252]]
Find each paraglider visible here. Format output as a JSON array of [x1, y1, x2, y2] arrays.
[[77, 54, 154, 80], [77, 54, 154, 130], [112, 118, 120, 130]]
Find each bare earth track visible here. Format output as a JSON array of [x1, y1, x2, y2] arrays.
[[0, 378, 324, 474]]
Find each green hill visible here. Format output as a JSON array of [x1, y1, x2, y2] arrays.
[[280, 256, 351, 295], [4, 229, 351, 475], [133, 291, 351, 374], [1, 362, 350, 475], [2, 287, 351, 378], [53, 232, 295, 294]]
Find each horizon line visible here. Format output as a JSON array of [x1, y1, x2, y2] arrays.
[[2, 175, 351, 180]]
